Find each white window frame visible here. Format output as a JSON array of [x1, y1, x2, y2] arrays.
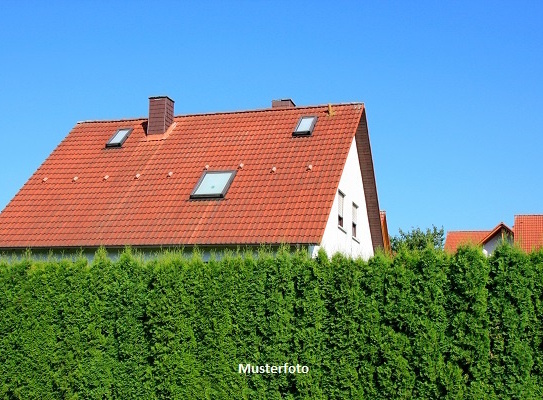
[[338, 190, 345, 229], [352, 202, 358, 239]]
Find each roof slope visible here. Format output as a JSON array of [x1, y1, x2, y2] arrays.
[[444, 230, 490, 253], [514, 214, 543, 252], [479, 222, 512, 245], [445, 222, 513, 253], [0, 103, 377, 248]]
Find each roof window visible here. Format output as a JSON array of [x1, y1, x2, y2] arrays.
[[190, 170, 236, 199], [106, 128, 132, 148], [293, 116, 317, 136]]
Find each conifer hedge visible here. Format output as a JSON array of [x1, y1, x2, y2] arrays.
[[1, 244, 543, 399]]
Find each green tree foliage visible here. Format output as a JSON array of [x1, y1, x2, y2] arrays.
[[487, 245, 538, 398], [1, 244, 543, 399], [447, 246, 493, 399], [391, 225, 445, 252]]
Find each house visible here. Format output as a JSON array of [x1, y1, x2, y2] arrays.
[[0, 96, 387, 259], [444, 222, 513, 256], [445, 215, 543, 255]]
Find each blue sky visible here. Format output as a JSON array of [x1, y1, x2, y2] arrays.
[[1, 1, 542, 236]]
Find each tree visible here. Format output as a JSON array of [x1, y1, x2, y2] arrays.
[[391, 225, 444, 252]]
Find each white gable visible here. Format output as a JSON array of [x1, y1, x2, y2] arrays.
[[312, 137, 374, 259]]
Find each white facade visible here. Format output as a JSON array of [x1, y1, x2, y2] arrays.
[[311, 137, 374, 259], [482, 232, 513, 256], [482, 235, 501, 256]]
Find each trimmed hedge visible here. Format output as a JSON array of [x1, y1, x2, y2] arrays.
[[1, 244, 543, 399]]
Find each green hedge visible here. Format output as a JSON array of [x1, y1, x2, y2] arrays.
[[1, 244, 543, 399]]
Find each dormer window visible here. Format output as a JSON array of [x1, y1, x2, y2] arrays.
[[190, 170, 236, 199], [106, 128, 132, 148], [293, 116, 317, 136]]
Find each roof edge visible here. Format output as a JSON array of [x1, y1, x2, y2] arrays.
[[75, 102, 365, 124], [355, 107, 384, 251], [479, 222, 513, 245]]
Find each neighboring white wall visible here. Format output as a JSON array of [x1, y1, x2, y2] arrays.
[[313, 137, 374, 259], [482, 232, 513, 256]]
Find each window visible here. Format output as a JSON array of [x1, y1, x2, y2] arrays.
[[293, 116, 317, 136], [338, 191, 344, 228], [106, 128, 132, 148], [190, 170, 236, 199], [352, 203, 358, 238]]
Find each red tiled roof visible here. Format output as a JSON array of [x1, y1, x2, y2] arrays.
[[0, 103, 381, 249], [479, 222, 513, 245], [514, 215, 543, 252], [445, 222, 513, 253], [444, 230, 490, 253]]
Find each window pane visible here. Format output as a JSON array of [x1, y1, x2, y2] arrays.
[[106, 128, 132, 147], [110, 129, 130, 144], [193, 171, 234, 197], [296, 117, 315, 132], [338, 191, 344, 227]]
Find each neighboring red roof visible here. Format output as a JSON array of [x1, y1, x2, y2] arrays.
[[479, 222, 513, 245], [444, 230, 490, 253], [514, 215, 543, 252], [0, 102, 382, 249], [445, 221, 520, 254]]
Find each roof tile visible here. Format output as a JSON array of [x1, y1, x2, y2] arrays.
[[514, 215, 543, 252], [444, 231, 490, 253]]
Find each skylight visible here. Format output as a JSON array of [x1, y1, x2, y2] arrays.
[[106, 128, 132, 148], [293, 116, 317, 136], [190, 170, 236, 199]]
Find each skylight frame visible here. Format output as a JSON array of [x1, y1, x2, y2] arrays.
[[293, 116, 317, 136], [190, 170, 237, 199], [105, 127, 133, 148]]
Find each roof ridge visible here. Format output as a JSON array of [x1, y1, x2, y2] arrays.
[[76, 102, 364, 124], [77, 117, 146, 125], [171, 102, 364, 118], [447, 230, 491, 233]]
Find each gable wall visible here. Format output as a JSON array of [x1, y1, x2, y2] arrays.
[[482, 230, 513, 256], [315, 137, 374, 259]]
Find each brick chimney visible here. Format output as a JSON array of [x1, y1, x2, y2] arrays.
[[272, 99, 296, 109], [148, 96, 174, 135]]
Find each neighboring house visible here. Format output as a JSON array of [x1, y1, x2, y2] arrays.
[[444, 223, 513, 256], [445, 215, 543, 255], [0, 96, 387, 260]]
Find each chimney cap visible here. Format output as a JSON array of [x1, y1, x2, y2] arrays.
[[149, 95, 175, 102]]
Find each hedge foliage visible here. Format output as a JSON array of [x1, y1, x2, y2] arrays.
[[1, 244, 543, 399]]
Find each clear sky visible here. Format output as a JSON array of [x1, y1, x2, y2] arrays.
[[1, 1, 542, 236]]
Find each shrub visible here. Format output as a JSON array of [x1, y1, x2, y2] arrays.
[[1, 244, 542, 398]]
